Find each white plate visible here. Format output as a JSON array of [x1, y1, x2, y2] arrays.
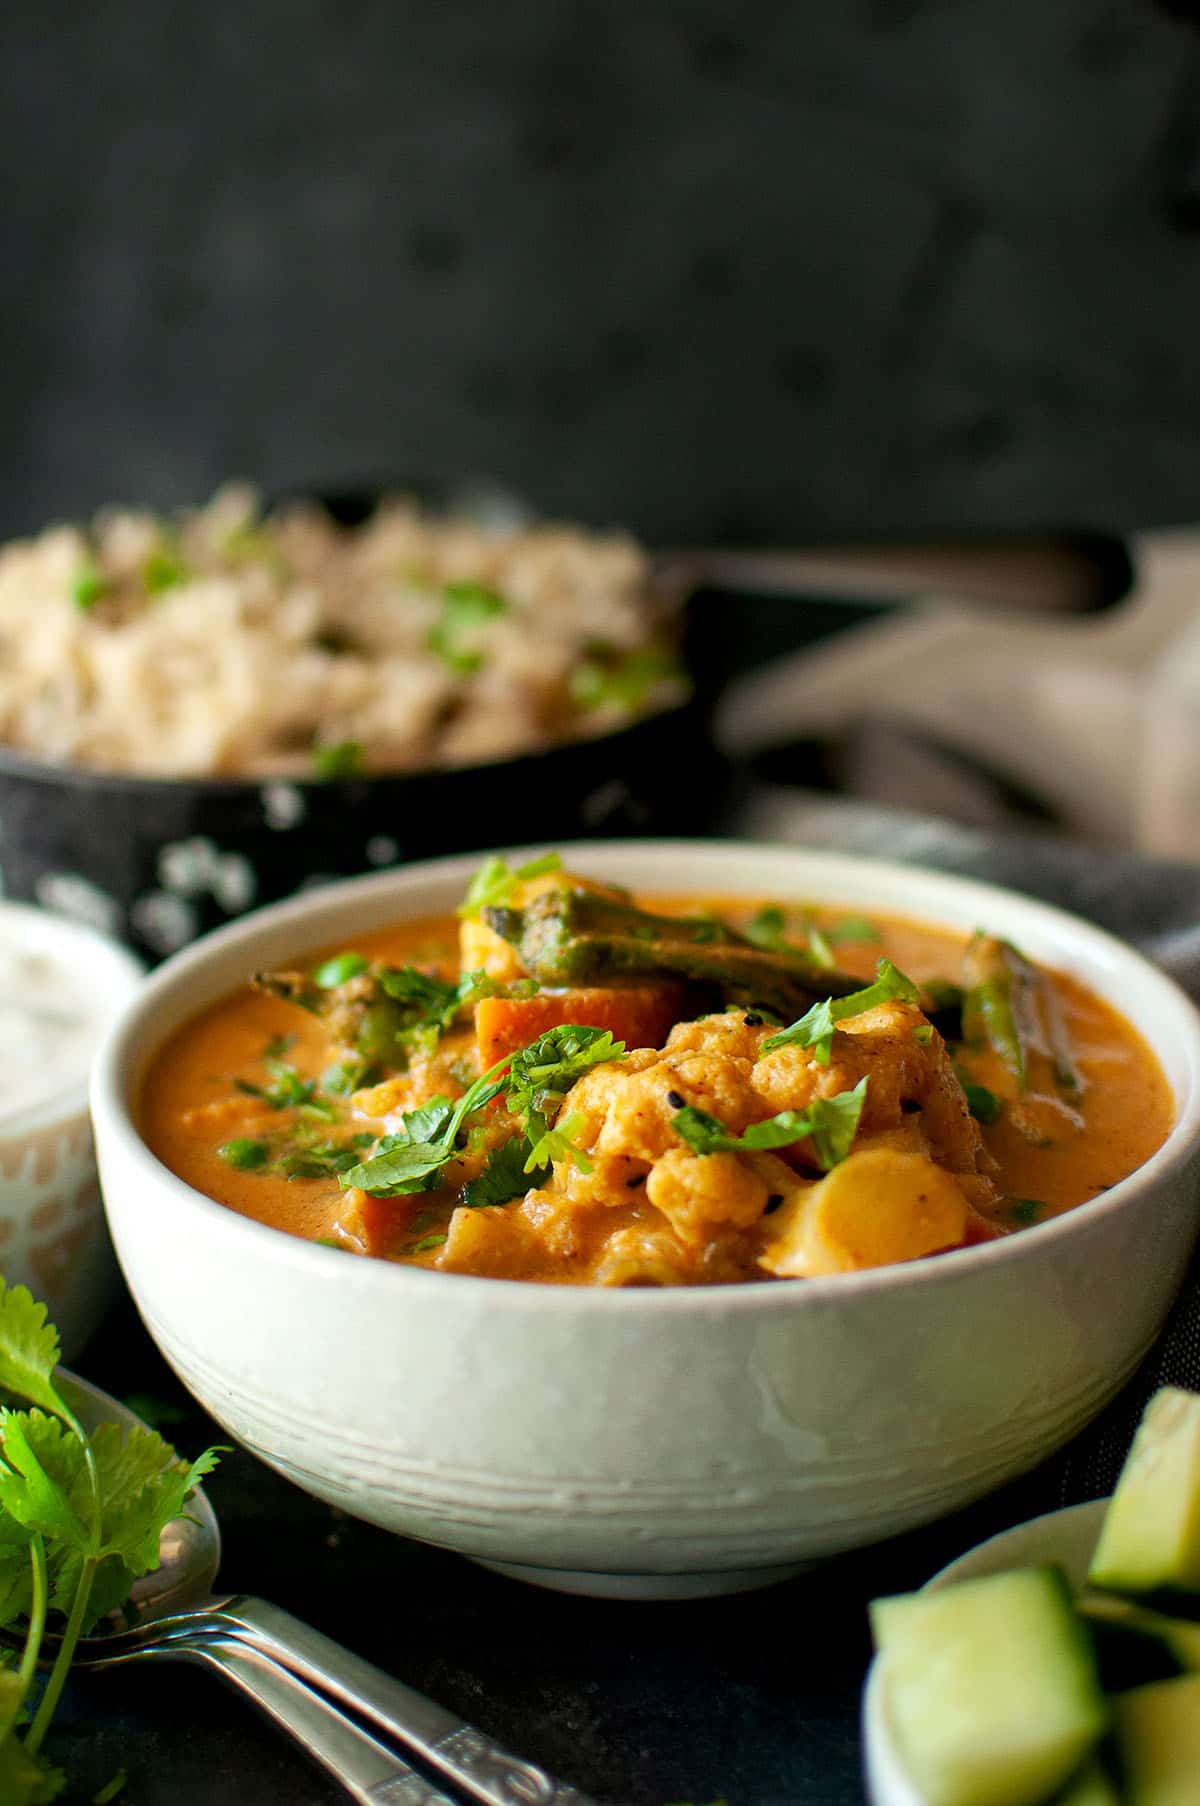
[[861, 1498, 1108, 1805]]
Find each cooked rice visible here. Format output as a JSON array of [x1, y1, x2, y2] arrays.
[[0, 485, 685, 778]]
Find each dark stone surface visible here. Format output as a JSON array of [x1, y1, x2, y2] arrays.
[[54, 1294, 1075, 1806], [3, 2, 1200, 545]]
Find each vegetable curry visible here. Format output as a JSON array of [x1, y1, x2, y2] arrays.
[[140, 856, 1173, 1286]]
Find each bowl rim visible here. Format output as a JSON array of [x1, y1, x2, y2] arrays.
[[90, 837, 1200, 1315], [0, 900, 144, 1138]]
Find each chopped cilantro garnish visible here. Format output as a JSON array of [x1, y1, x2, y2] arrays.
[[321, 1057, 380, 1097], [427, 580, 507, 673], [525, 1109, 592, 1174], [806, 924, 835, 970], [515, 851, 563, 881], [344, 1023, 623, 1198], [311, 740, 365, 781], [457, 852, 562, 918], [745, 905, 787, 950], [827, 916, 881, 944], [218, 1137, 270, 1170], [71, 556, 109, 611], [506, 1025, 623, 1158], [340, 1068, 509, 1196], [761, 960, 921, 1064], [669, 1078, 868, 1171], [409, 1233, 448, 1253], [745, 904, 833, 968], [1008, 1198, 1044, 1225], [569, 645, 682, 711], [959, 1078, 1002, 1125], [273, 1141, 363, 1180], [463, 1136, 549, 1207], [142, 544, 190, 593], [313, 952, 369, 988], [912, 1023, 934, 1046], [237, 1057, 335, 1118]]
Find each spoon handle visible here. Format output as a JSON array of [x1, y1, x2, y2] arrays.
[[212, 1596, 596, 1806], [170, 1633, 458, 1805]]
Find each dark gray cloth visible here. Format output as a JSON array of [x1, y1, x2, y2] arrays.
[[734, 786, 1200, 1502]]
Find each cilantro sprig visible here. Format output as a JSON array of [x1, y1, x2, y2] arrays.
[[342, 1023, 624, 1198], [760, 959, 921, 1065], [669, 1078, 868, 1172], [0, 1278, 220, 1803]]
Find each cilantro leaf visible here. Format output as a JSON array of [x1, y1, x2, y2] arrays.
[[827, 916, 881, 944], [744, 906, 787, 949], [0, 1412, 89, 1551], [525, 1110, 592, 1175], [0, 1283, 68, 1422], [1008, 1197, 1044, 1226], [313, 952, 368, 988], [761, 959, 922, 1064], [745, 904, 834, 969], [506, 1025, 624, 1123], [0, 1280, 222, 1795], [341, 1066, 510, 1195], [669, 1078, 868, 1172], [311, 740, 364, 781], [568, 646, 683, 711], [959, 1078, 1002, 1125], [427, 580, 507, 673], [71, 557, 108, 613], [0, 1733, 65, 1805], [142, 544, 189, 593], [320, 1057, 379, 1097], [344, 1019, 621, 1198], [463, 1137, 549, 1207], [0, 1516, 36, 1627], [241, 1057, 335, 1119], [456, 852, 562, 918]]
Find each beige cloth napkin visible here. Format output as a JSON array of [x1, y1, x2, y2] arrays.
[[716, 531, 1200, 857]]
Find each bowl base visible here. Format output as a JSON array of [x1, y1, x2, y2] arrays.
[[471, 1555, 816, 1600]]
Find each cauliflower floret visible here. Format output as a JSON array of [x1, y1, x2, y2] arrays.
[[753, 1000, 997, 1194], [645, 1146, 768, 1246]]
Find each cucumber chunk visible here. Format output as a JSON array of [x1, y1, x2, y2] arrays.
[[870, 1566, 1107, 1806], [1089, 1388, 1200, 1595], [1112, 1671, 1200, 1804], [1053, 1758, 1120, 1805]]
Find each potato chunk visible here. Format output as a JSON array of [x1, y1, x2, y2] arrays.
[[759, 1146, 969, 1277]]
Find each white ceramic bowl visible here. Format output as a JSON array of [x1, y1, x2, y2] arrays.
[[0, 903, 143, 1358], [90, 842, 1200, 1599], [862, 1500, 1107, 1805]]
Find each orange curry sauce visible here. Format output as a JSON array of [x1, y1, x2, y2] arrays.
[[139, 899, 1174, 1284]]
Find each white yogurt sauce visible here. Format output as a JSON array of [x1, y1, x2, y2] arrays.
[[0, 917, 137, 1124]]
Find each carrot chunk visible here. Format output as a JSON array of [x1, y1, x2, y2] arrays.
[[476, 986, 684, 1069]]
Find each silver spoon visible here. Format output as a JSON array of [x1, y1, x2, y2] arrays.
[[25, 1374, 593, 1806]]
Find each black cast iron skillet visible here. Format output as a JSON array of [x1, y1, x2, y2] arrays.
[[0, 484, 1132, 960]]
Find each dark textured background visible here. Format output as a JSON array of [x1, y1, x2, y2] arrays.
[[4, 0, 1200, 544]]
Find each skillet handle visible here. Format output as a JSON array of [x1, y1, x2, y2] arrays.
[[652, 534, 1133, 615]]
